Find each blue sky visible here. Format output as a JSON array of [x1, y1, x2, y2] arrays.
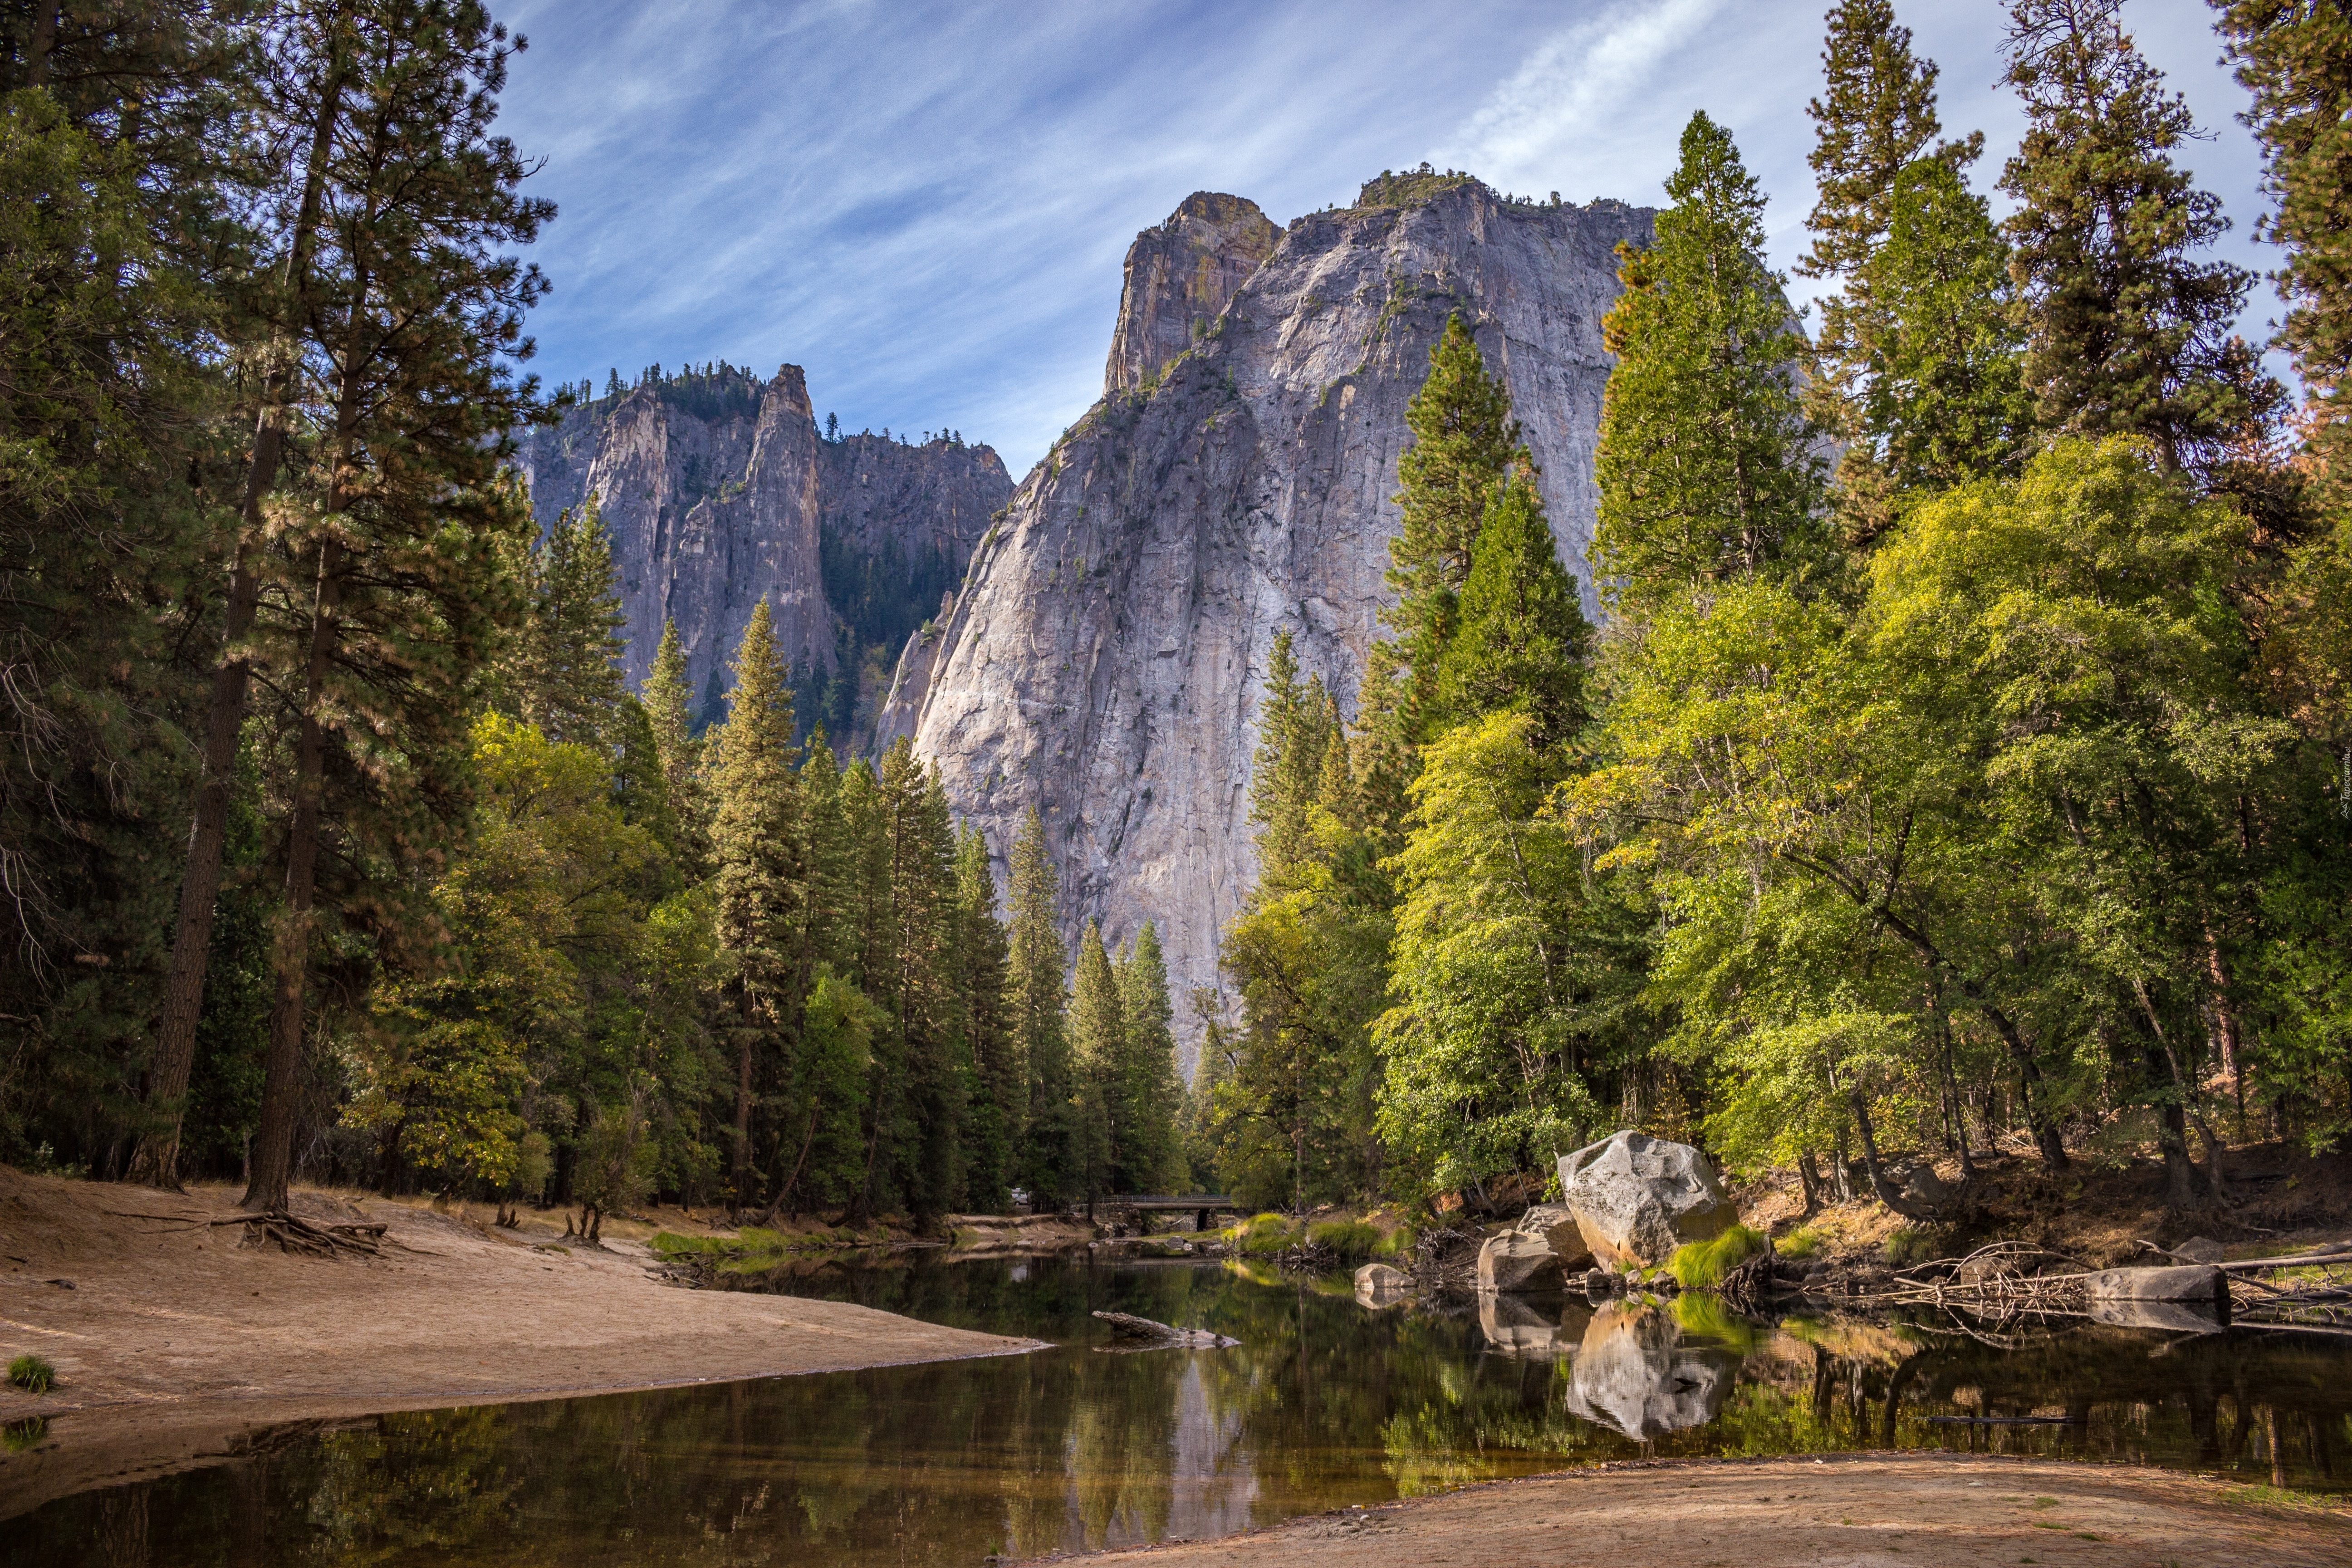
[[493, 0, 2278, 477]]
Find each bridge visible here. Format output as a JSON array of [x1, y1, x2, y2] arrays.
[[1100, 1195, 1246, 1231]]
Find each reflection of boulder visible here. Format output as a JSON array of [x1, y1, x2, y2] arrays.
[[1354, 1262, 1412, 1309], [2087, 1296, 2226, 1334], [1479, 1292, 1580, 1358], [1558, 1132, 1737, 1267], [1565, 1303, 1733, 1439]]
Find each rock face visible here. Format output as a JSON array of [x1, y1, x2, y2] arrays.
[[1559, 1132, 1738, 1268], [1103, 193, 1282, 397], [879, 179, 1652, 1064], [513, 366, 1011, 724]]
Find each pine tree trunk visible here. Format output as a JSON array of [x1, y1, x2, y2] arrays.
[[133, 51, 348, 1187], [242, 540, 344, 1214]]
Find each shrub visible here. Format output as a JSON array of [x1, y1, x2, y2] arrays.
[[1777, 1225, 1822, 1260], [7, 1355, 55, 1395], [1668, 1224, 1769, 1289], [1307, 1220, 1382, 1261]]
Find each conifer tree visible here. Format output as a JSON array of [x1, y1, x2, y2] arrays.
[[1008, 806, 1075, 1205], [1377, 316, 1527, 735], [1249, 632, 1333, 874], [1069, 921, 1122, 1205], [516, 498, 627, 750], [642, 619, 709, 874], [1999, 0, 2274, 474], [706, 598, 804, 1208], [956, 824, 1019, 1210], [1113, 923, 1183, 1193], [1433, 477, 1592, 750], [1592, 111, 1825, 614], [1798, 0, 1955, 285], [2219, 0, 2352, 491], [875, 744, 966, 1222], [242, 1, 554, 1214]]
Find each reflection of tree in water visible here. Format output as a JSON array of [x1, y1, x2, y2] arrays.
[[16, 1265, 2352, 1566]]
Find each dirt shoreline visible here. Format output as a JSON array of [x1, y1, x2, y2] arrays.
[[1023, 1453, 2352, 1566], [0, 1169, 1040, 1520]]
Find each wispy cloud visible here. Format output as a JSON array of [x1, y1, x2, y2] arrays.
[[488, 0, 2277, 473]]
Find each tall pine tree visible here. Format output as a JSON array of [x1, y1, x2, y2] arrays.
[[1999, 0, 2274, 475], [707, 598, 804, 1209], [1112, 923, 1183, 1193], [1069, 921, 1122, 1207], [1592, 111, 1826, 614], [1433, 476, 1591, 750], [1008, 806, 1075, 1206], [956, 824, 1019, 1210]]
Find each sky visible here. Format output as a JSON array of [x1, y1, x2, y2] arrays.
[[492, 0, 2280, 478]]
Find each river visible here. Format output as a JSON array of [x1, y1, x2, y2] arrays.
[[9, 1252, 2348, 1564]]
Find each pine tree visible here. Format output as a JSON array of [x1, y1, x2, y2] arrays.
[[1068, 921, 1123, 1205], [707, 598, 805, 1208], [642, 619, 710, 875], [1112, 923, 1183, 1193], [1853, 158, 2034, 494], [876, 744, 966, 1222], [956, 824, 1019, 1210], [517, 497, 627, 750], [1592, 111, 1826, 614], [241, 1, 553, 1214], [2219, 1, 2352, 492], [1379, 315, 1527, 732], [1433, 476, 1592, 750], [1999, 0, 2275, 475], [1008, 806, 1075, 1206], [1248, 631, 1335, 875], [1798, 0, 1957, 284]]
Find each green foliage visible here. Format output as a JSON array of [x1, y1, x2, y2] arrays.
[[1592, 112, 1828, 613], [1306, 1218, 1382, 1261], [1009, 807, 1078, 1207], [1999, 0, 2275, 475], [1882, 1225, 1936, 1266], [2218, 1, 2352, 494], [1667, 1223, 1767, 1289], [1432, 476, 1591, 750], [6, 1354, 56, 1396], [1226, 1212, 1302, 1257], [1777, 1226, 1823, 1260], [508, 498, 628, 750]]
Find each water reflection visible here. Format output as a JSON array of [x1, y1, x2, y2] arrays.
[[1565, 1302, 1735, 1440], [7, 1255, 2351, 1567]]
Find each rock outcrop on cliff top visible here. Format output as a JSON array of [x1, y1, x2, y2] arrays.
[[514, 366, 1010, 720], [879, 174, 1652, 1070]]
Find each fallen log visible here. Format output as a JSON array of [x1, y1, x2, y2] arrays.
[[1090, 1310, 1237, 1349]]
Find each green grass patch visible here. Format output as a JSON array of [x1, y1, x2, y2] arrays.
[[1, 1417, 46, 1452], [1668, 1224, 1768, 1289], [7, 1354, 55, 1395], [1372, 1222, 1416, 1259], [1307, 1219, 1382, 1261], [1225, 1213, 1301, 1258], [1777, 1225, 1822, 1259]]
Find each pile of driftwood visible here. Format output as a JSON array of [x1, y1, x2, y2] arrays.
[[1842, 1238, 2352, 1335]]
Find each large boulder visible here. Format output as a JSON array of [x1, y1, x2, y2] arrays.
[[1559, 1132, 1737, 1268], [1475, 1203, 1598, 1294]]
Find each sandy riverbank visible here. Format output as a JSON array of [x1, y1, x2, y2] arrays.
[[0, 1168, 1039, 1519], [1027, 1454, 2352, 1566]]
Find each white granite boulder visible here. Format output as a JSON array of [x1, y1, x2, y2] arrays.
[[1559, 1132, 1737, 1268]]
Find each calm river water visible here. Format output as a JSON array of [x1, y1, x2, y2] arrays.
[[8, 1253, 2350, 1565]]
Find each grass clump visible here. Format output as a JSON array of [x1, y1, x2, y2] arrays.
[[1668, 1224, 1768, 1289], [2, 1417, 47, 1452], [7, 1354, 56, 1395], [1883, 1226, 1937, 1267], [1307, 1219, 1382, 1261], [1776, 1225, 1822, 1259], [1226, 1212, 1300, 1257], [1372, 1222, 1416, 1259]]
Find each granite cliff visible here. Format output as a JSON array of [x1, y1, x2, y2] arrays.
[[514, 365, 1011, 734], [880, 175, 1654, 1070]]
